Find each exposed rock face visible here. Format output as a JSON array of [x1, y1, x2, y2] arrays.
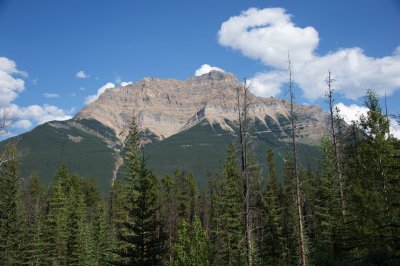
[[75, 71, 327, 144]]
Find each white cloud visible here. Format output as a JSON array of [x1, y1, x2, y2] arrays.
[[249, 71, 287, 97], [115, 76, 122, 84], [43, 93, 59, 98], [0, 57, 25, 105], [335, 102, 400, 138], [13, 119, 32, 129], [334, 103, 369, 124], [194, 64, 225, 76], [76, 70, 89, 79], [79, 87, 85, 91], [218, 8, 400, 100], [85, 82, 115, 105], [121, 81, 133, 87], [0, 57, 73, 132], [10, 104, 72, 125]]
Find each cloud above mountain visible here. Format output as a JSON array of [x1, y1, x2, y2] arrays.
[[194, 64, 225, 76], [85, 82, 115, 104], [0, 56, 71, 132], [335, 102, 400, 138], [218, 8, 400, 100]]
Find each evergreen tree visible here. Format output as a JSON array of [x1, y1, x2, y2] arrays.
[[346, 90, 400, 258], [23, 173, 46, 265], [43, 168, 69, 265], [67, 191, 96, 265], [0, 144, 24, 265], [116, 114, 166, 265], [261, 149, 284, 265], [210, 144, 244, 265], [173, 216, 211, 266], [92, 201, 113, 265]]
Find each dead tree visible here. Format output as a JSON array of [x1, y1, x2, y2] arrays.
[[0, 108, 16, 166], [236, 80, 252, 266], [324, 71, 346, 220], [288, 57, 307, 266]]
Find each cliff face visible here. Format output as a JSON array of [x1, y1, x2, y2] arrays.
[[75, 71, 326, 145]]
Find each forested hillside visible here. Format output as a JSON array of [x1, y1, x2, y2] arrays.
[[0, 90, 399, 265]]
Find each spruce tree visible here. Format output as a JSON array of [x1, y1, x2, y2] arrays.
[[43, 168, 69, 265], [116, 113, 166, 265], [0, 144, 24, 265], [261, 149, 284, 265], [173, 216, 211, 266], [210, 144, 244, 265], [23, 173, 46, 265]]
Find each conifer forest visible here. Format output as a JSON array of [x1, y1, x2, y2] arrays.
[[1, 89, 399, 265]]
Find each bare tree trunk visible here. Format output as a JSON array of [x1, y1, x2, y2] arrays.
[[325, 71, 346, 220], [288, 58, 307, 266], [236, 82, 252, 266]]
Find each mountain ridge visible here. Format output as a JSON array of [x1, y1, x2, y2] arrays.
[[1, 70, 327, 193]]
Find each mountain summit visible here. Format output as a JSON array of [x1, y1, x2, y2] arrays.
[[3, 71, 327, 193], [76, 70, 325, 144]]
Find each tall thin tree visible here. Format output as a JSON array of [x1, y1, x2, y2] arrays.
[[288, 56, 307, 266], [325, 71, 346, 219]]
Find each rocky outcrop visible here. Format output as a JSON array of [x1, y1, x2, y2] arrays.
[[75, 71, 327, 144]]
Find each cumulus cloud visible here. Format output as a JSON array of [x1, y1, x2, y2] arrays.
[[334, 103, 369, 124], [43, 93, 59, 98], [218, 8, 400, 100], [0, 56, 72, 133], [85, 82, 115, 105], [121, 81, 133, 86], [0, 57, 26, 105], [76, 70, 89, 79], [13, 119, 32, 129], [194, 64, 225, 76], [249, 71, 287, 97], [335, 102, 400, 138], [10, 104, 72, 126]]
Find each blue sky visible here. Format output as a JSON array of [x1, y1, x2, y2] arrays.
[[1, 0, 400, 137]]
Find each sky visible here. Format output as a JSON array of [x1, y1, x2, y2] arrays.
[[1, 0, 400, 137]]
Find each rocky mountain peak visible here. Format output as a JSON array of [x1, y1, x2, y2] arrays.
[[75, 71, 326, 145], [188, 70, 237, 82]]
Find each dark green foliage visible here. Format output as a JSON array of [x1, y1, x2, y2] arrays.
[[261, 149, 285, 265], [2, 120, 116, 194], [116, 114, 166, 265], [159, 169, 199, 263], [0, 144, 24, 265], [344, 90, 400, 258], [22, 173, 46, 265], [43, 167, 69, 265], [210, 144, 244, 265], [172, 216, 211, 266]]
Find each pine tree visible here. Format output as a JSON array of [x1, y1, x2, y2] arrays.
[[311, 137, 338, 262], [116, 113, 166, 265], [43, 168, 69, 265], [23, 173, 46, 265], [0, 144, 24, 265], [261, 149, 284, 265], [346, 90, 400, 257], [210, 144, 244, 265], [173, 216, 211, 266], [92, 201, 113, 265], [67, 191, 96, 265]]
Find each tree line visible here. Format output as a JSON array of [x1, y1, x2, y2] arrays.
[[0, 88, 399, 265]]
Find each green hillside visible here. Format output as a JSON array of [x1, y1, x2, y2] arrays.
[[2, 117, 322, 194], [141, 118, 322, 187], [2, 120, 117, 193]]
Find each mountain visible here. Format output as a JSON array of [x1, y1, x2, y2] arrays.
[[2, 71, 327, 193]]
